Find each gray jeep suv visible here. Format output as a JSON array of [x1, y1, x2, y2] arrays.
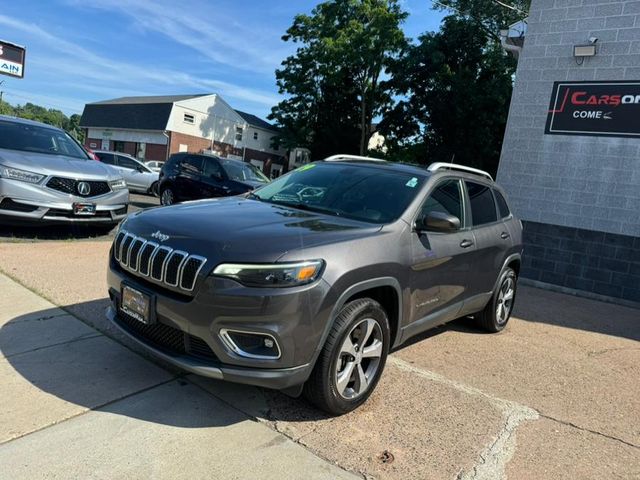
[[106, 155, 522, 414], [0, 115, 128, 225]]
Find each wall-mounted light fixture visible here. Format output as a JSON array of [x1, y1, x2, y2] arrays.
[[574, 37, 597, 65]]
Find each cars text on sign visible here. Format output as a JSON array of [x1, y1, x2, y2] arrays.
[[545, 81, 640, 138]]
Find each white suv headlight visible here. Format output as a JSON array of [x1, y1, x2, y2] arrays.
[[0, 165, 45, 184], [109, 178, 127, 190]]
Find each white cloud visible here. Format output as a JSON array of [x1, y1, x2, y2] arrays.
[[0, 13, 280, 113], [65, 0, 288, 74]]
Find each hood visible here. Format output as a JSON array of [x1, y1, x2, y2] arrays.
[[0, 149, 122, 180], [122, 197, 382, 265]]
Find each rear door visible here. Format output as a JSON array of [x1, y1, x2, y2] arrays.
[[408, 178, 476, 331], [176, 155, 204, 200], [462, 180, 508, 307]]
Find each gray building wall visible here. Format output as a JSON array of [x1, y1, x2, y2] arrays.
[[497, 0, 640, 304]]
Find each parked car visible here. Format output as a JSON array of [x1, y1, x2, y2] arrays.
[[94, 150, 159, 196], [0, 115, 128, 225], [144, 160, 164, 172], [158, 153, 269, 205], [106, 155, 522, 415]]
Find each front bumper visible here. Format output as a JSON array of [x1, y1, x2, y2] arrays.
[[106, 306, 312, 389], [0, 178, 128, 224], [106, 258, 332, 390]]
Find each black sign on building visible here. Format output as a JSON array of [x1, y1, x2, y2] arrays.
[[0, 40, 26, 79], [545, 81, 640, 138]]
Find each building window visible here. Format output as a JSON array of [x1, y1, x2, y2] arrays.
[[235, 126, 243, 141], [184, 113, 195, 124], [253, 132, 258, 140]]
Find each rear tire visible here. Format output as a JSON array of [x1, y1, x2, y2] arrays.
[[474, 267, 517, 332], [160, 187, 176, 206], [303, 298, 390, 415]]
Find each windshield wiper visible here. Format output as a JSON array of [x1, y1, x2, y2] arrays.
[[273, 201, 341, 217]]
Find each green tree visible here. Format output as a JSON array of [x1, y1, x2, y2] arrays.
[[0, 100, 84, 141], [270, 0, 407, 157], [380, 16, 516, 176], [434, 0, 530, 41]]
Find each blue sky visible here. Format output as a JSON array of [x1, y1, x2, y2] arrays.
[[0, 1, 444, 119]]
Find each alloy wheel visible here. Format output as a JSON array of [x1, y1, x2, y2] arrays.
[[334, 318, 383, 399], [496, 276, 515, 325], [161, 189, 174, 206]]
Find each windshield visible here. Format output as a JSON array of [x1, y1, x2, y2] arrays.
[[221, 159, 269, 183], [252, 162, 426, 223], [0, 120, 89, 159]]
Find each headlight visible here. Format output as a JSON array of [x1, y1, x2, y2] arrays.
[[0, 165, 45, 184], [212, 260, 324, 287], [109, 178, 127, 190]]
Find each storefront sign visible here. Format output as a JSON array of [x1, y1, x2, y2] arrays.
[[545, 81, 640, 138], [0, 40, 26, 78]]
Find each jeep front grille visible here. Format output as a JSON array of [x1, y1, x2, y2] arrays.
[[113, 230, 207, 291]]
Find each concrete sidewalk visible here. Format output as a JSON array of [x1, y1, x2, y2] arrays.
[[0, 273, 358, 479]]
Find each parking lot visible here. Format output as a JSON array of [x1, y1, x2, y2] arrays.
[[0, 201, 638, 479]]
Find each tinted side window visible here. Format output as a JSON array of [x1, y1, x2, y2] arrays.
[[96, 152, 115, 165], [182, 156, 203, 174], [466, 181, 497, 226], [117, 155, 139, 170], [494, 190, 510, 219], [202, 158, 223, 177], [420, 179, 463, 224]]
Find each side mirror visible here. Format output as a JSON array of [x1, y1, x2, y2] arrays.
[[416, 211, 461, 233]]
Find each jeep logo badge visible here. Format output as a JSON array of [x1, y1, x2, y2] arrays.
[[77, 181, 91, 196], [151, 230, 170, 242]]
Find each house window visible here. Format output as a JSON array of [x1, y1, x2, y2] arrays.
[[253, 132, 258, 140], [184, 113, 195, 124], [235, 126, 243, 141]]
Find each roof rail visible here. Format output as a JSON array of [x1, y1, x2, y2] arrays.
[[324, 154, 387, 163], [427, 162, 493, 181]]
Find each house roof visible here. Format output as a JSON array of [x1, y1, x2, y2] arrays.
[[90, 94, 209, 105], [234, 110, 275, 131], [80, 102, 174, 130], [80, 94, 211, 130]]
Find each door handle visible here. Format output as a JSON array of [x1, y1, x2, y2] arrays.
[[500, 232, 510, 240], [460, 239, 474, 248]]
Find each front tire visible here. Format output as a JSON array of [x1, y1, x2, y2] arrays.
[[303, 298, 390, 415], [474, 267, 517, 332]]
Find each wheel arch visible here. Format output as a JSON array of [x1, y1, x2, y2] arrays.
[[330, 277, 403, 349]]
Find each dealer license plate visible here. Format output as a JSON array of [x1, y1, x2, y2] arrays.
[[121, 286, 151, 325], [73, 202, 96, 216]]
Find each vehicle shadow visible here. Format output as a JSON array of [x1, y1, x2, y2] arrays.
[[1, 301, 331, 432], [0, 223, 116, 240]]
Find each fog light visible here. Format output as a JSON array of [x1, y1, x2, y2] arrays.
[[220, 329, 281, 359]]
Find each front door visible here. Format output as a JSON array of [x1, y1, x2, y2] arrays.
[[408, 179, 475, 334], [176, 155, 204, 200], [201, 156, 228, 197]]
